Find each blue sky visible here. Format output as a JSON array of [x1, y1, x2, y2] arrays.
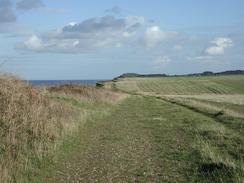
[[0, 0, 244, 79]]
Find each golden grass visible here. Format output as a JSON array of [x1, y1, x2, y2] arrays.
[[0, 75, 125, 183], [139, 92, 244, 119], [48, 84, 126, 104], [162, 96, 244, 119], [0, 75, 79, 182], [163, 94, 244, 105]]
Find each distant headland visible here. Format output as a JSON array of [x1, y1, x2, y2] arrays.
[[113, 70, 244, 80]]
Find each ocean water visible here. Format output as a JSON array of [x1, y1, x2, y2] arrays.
[[28, 80, 99, 87]]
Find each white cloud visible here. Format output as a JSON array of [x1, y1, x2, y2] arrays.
[[17, 15, 142, 52], [18, 34, 88, 53], [18, 15, 177, 53], [213, 37, 233, 47], [67, 22, 77, 26], [16, 14, 179, 53], [206, 46, 224, 55], [145, 26, 177, 47], [22, 35, 43, 51], [61, 15, 145, 34], [205, 37, 233, 56], [125, 16, 145, 29]]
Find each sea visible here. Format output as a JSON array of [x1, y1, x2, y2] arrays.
[[27, 80, 99, 87]]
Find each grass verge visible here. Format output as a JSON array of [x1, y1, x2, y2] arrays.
[[0, 75, 125, 183]]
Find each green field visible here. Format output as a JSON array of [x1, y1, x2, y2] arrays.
[[1, 75, 244, 182], [37, 96, 242, 182], [99, 75, 244, 182], [40, 75, 244, 182], [110, 75, 244, 94]]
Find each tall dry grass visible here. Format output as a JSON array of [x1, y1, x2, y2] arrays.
[[48, 84, 126, 104], [0, 75, 125, 183], [0, 75, 81, 182]]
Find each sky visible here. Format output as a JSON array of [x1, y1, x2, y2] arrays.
[[0, 0, 244, 79]]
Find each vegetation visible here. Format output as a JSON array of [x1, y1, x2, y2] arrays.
[[111, 75, 244, 94], [42, 96, 243, 182], [0, 75, 125, 183], [102, 75, 244, 182], [1, 74, 243, 182], [112, 70, 244, 80]]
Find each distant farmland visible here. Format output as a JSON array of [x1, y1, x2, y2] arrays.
[[106, 75, 244, 94]]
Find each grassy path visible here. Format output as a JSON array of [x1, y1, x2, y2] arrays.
[[42, 96, 242, 182]]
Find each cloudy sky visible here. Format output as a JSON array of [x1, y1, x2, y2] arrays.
[[0, 0, 244, 79]]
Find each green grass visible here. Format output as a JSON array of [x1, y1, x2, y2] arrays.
[[26, 95, 118, 183], [113, 75, 244, 94], [95, 75, 244, 182], [35, 96, 243, 182], [24, 75, 244, 182], [54, 96, 87, 107], [0, 74, 127, 182], [186, 97, 244, 117]]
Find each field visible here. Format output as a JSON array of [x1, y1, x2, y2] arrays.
[[109, 75, 244, 94], [1, 75, 244, 182], [102, 75, 244, 182]]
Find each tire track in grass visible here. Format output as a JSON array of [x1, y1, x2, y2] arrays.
[[43, 96, 199, 182], [42, 95, 243, 182]]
